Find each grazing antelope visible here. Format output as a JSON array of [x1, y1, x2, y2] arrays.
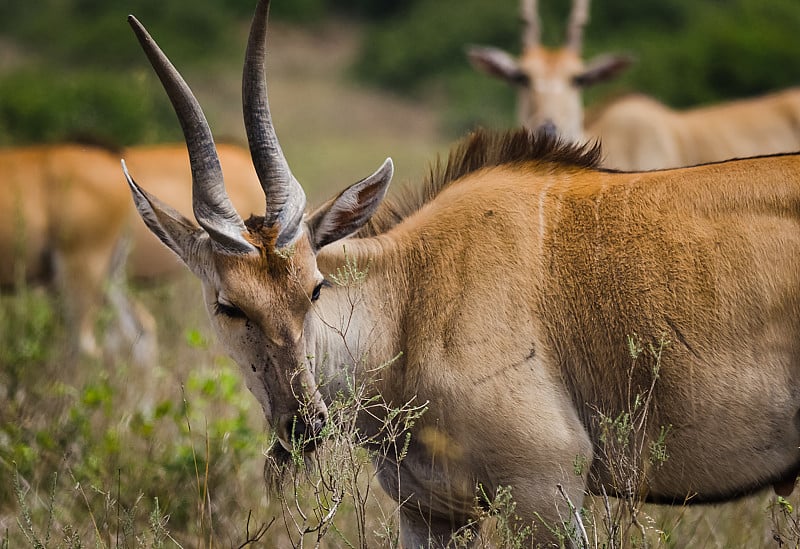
[[124, 0, 800, 546], [0, 144, 153, 360], [469, 0, 800, 170], [0, 140, 260, 364]]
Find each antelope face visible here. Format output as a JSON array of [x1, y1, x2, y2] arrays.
[[206, 230, 328, 451], [467, 0, 632, 142], [122, 0, 392, 454], [517, 47, 586, 140]]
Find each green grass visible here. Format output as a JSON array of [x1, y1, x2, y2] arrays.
[[0, 276, 273, 547]]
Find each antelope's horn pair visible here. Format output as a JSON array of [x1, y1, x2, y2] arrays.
[[128, 0, 303, 252], [521, 0, 590, 52]]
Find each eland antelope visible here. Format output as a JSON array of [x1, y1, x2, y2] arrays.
[[468, 0, 632, 144], [123, 0, 800, 546], [0, 141, 261, 362], [469, 0, 800, 170], [588, 89, 800, 170], [0, 143, 153, 360]]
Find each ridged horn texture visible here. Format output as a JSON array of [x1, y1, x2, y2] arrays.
[[521, 0, 540, 48], [243, 0, 307, 248], [128, 15, 255, 254]]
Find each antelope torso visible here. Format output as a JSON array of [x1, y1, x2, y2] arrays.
[[588, 89, 800, 171], [312, 154, 800, 510]]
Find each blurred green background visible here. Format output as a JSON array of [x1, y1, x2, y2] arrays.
[[2, 0, 799, 146]]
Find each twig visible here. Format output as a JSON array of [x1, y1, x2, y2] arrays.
[[237, 511, 274, 548], [557, 483, 589, 549]]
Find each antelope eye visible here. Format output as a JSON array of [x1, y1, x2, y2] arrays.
[[214, 300, 247, 320], [311, 280, 329, 302], [513, 73, 531, 88]]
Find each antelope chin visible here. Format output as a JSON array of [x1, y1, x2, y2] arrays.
[[276, 434, 322, 455], [278, 437, 293, 453], [263, 435, 319, 493], [264, 439, 293, 494], [266, 437, 293, 462]]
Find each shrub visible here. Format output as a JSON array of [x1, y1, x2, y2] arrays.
[[0, 69, 180, 147]]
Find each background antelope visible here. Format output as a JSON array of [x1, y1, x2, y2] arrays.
[[0, 143, 153, 361], [469, 0, 800, 170], [468, 0, 632, 144], [124, 0, 800, 546]]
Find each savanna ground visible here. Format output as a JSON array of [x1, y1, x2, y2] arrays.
[[1, 20, 800, 549]]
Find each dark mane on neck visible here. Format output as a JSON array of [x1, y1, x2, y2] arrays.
[[357, 126, 602, 237]]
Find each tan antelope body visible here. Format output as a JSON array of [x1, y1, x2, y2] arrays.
[[469, 0, 800, 171], [589, 89, 800, 170], [0, 144, 140, 357], [124, 1, 800, 546]]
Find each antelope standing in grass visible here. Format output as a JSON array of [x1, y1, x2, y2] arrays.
[[0, 144, 153, 361], [0, 145, 260, 362], [469, 0, 800, 170], [124, 0, 800, 546]]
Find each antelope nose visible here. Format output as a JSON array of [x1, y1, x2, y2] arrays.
[[536, 120, 558, 138], [287, 411, 327, 451]]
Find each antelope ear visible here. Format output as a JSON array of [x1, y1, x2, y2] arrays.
[[122, 160, 210, 276], [573, 53, 634, 87], [467, 45, 528, 86], [307, 158, 393, 251]]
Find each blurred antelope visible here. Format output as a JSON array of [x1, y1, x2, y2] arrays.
[[469, 0, 800, 170], [124, 0, 800, 546], [589, 89, 800, 170], [468, 0, 631, 143], [0, 144, 153, 360]]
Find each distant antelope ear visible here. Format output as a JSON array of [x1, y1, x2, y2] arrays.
[[572, 53, 634, 87], [307, 158, 393, 251], [467, 45, 528, 86], [122, 160, 211, 276]]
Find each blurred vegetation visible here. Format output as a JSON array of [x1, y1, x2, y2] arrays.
[[0, 278, 276, 546], [1, 0, 799, 140]]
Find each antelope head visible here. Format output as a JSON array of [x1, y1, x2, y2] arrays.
[[122, 0, 393, 453], [468, 0, 632, 141]]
